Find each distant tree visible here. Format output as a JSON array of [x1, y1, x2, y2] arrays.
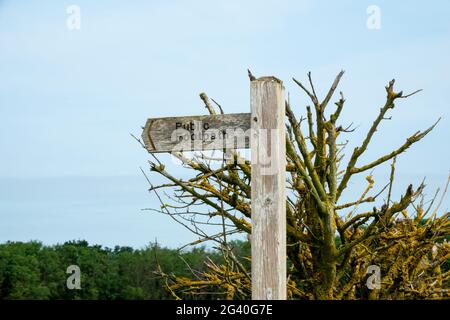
[[143, 72, 449, 299], [0, 240, 228, 300], [0, 242, 51, 299]]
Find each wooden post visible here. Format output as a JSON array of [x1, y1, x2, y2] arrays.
[[250, 77, 286, 300]]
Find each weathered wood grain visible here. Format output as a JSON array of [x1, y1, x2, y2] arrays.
[[250, 77, 286, 300], [142, 113, 251, 153]]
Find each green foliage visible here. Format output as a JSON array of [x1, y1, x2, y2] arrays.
[[0, 240, 249, 300]]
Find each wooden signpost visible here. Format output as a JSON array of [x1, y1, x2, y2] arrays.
[[250, 77, 286, 300], [142, 76, 286, 300], [142, 113, 251, 153]]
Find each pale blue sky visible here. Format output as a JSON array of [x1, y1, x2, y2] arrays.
[[0, 1, 449, 248]]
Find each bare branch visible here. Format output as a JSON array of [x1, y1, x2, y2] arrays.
[[322, 70, 345, 110], [352, 119, 440, 174]]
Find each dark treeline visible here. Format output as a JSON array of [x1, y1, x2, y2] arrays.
[[0, 240, 250, 300]]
